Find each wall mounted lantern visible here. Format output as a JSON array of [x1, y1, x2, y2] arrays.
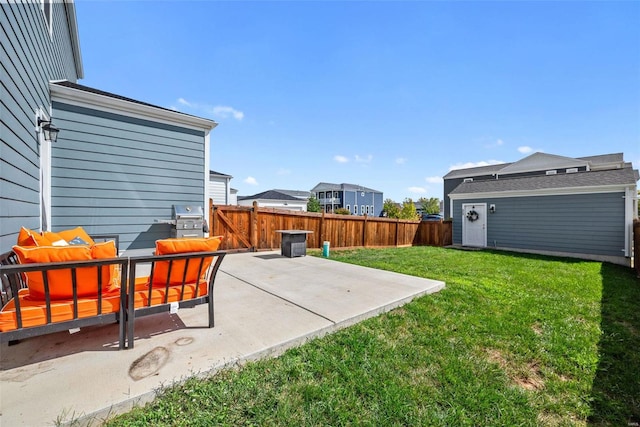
[[38, 118, 60, 142]]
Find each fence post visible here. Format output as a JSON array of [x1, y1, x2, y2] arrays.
[[395, 218, 400, 247], [251, 201, 258, 252], [210, 200, 217, 237], [363, 214, 368, 247], [320, 210, 325, 248]]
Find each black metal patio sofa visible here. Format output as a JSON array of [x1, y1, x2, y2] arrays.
[[0, 244, 226, 350]]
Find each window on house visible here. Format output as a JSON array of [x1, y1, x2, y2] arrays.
[[346, 204, 350, 211], [566, 168, 578, 174], [42, 0, 52, 36], [354, 205, 358, 214], [463, 178, 473, 183], [546, 170, 557, 175], [361, 205, 364, 215]]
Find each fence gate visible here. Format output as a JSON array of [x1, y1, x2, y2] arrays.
[[210, 204, 253, 252]]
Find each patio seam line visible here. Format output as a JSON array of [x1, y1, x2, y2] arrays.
[[219, 269, 337, 324]]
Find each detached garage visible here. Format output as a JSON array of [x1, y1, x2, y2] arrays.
[[445, 152, 638, 266]]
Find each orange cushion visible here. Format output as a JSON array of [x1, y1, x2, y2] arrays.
[[153, 237, 222, 286], [12, 245, 110, 300], [42, 231, 69, 246], [131, 277, 209, 307], [91, 240, 120, 291], [0, 289, 121, 332], [17, 227, 50, 247], [56, 227, 95, 246], [17, 227, 38, 247]]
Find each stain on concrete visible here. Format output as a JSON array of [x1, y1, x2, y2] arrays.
[[174, 337, 193, 346], [128, 347, 170, 381]]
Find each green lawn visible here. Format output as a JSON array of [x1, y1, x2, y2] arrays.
[[105, 247, 640, 426]]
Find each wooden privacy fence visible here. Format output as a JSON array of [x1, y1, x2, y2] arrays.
[[209, 201, 452, 252]]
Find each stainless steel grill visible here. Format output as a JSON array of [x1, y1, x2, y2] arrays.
[[170, 205, 205, 238]]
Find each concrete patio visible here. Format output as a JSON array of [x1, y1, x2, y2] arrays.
[[0, 251, 445, 426]]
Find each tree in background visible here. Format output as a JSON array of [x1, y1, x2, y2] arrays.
[[307, 195, 321, 213], [382, 199, 400, 218], [334, 207, 351, 215], [399, 198, 420, 220], [418, 197, 441, 214]]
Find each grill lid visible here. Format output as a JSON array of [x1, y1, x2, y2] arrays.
[[172, 205, 204, 219]]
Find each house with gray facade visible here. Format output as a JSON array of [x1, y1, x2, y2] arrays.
[[1, 1, 217, 252], [311, 183, 384, 216], [444, 152, 638, 265]]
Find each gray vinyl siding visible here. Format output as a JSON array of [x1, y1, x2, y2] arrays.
[[0, 2, 79, 252], [209, 178, 227, 205], [51, 102, 207, 250], [444, 174, 494, 219], [452, 192, 626, 257]]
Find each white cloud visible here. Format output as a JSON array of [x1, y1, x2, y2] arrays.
[[425, 176, 443, 184], [355, 154, 373, 163], [175, 98, 244, 121], [212, 106, 244, 121], [334, 155, 349, 163], [485, 138, 504, 149], [449, 160, 505, 171], [518, 146, 533, 154], [408, 186, 427, 194], [395, 157, 407, 165], [244, 176, 258, 185]]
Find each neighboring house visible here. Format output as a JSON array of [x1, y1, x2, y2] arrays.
[[229, 188, 238, 205], [444, 152, 639, 266], [0, 1, 217, 252], [238, 190, 308, 211], [209, 170, 233, 205], [311, 183, 384, 216]]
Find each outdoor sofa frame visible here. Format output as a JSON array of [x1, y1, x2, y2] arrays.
[[0, 244, 226, 350]]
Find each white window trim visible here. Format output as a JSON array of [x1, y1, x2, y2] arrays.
[[42, 0, 53, 39]]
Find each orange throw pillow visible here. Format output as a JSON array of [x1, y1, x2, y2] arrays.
[[12, 245, 111, 300], [16, 227, 50, 247], [91, 240, 120, 291], [152, 237, 222, 286], [56, 227, 95, 246], [42, 231, 69, 246]]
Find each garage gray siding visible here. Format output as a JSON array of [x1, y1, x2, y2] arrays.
[[0, 2, 80, 252], [453, 192, 626, 257], [51, 102, 207, 250]]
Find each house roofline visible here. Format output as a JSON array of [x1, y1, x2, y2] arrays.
[[64, 0, 83, 79], [50, 81, 217, 132], [449, 183, 636, 200]]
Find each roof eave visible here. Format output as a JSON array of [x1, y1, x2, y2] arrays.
[[50, 82, 218, 132], [64, 0, 83, 80], [449, 183, 635, 200]]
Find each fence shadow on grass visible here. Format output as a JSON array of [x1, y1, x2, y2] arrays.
[[588, 263, 640, 426]]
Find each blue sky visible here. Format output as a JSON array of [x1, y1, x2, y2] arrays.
[[75, 0, 640, 202]]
